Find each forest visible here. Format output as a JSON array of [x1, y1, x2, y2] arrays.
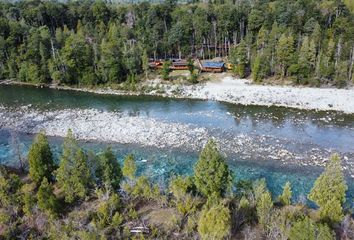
[[0, 0, 354, 87], [0, 130, 352, 239]]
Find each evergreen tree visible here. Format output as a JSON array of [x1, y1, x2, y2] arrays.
[[194, 140, 232, 197], [308, 154, 347, 223], [316, 224, 335, 240], [278, 181, 292, 206], [56, 130, 92, 203], [96, 148, 122, 190], [276, 33, 295, 78], [161, 60, 171, 80], [256, 191, 273, 231], [37, 177, 58, 218], [230, 40, 248, 78], [289, 217, 315, 240], [122, 154, 137, 180], [197, 203, 231, 240], [28, 131, 54, 184]]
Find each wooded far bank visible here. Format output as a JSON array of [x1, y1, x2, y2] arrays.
[[0, 0, 354, 87]]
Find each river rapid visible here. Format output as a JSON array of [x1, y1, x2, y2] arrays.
[[0, 85, 353, 206]]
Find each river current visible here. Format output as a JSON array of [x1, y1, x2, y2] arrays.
[[0, 85, 353, 206]]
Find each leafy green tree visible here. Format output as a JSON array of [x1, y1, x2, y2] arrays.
[[28, 131, 54, 184], [122, 154, 137, 180], [197, 203, 231, 240], [56, 130, 92, 203], [37, 177, 58, 218], [161, 60, 171, 80], [194, 140, 232, 197], [308, 154, 347, 223], [278, 181, 292, 206], [96, 148, 122, 190], [256, 191, 273, 231]]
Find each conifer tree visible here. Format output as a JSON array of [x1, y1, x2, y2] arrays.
[[122, 154, 137, 180], [194, 140, 232, 197], [276, 33, 295, 78], [198, 203, 231, 240], [279, 181, 292, 206], [289, 217, 315, 240], [308, 154, 347, 223], [96, 148, 122, 190], [230, 40, 248, 78], [256, 191, 273, 231], [28, 131, 55, 184], [56, 130, 92, 203], [37, 177, 58, 217]]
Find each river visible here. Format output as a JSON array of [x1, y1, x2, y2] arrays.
[[0, 84, 353, 206]]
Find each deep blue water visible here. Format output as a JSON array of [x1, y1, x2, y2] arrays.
[[0, 85, 353, 207]]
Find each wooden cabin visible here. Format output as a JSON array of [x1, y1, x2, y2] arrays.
[[201, 61, 225, 73], [148, 60, 163, 69], [170, 59, 188, 70]]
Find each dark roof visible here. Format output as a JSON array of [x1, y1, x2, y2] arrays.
[[202, 62, 224, 68], [172, 61, 187, 66]]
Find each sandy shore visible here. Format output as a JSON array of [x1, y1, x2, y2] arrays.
[[1, 76, 354, 113]]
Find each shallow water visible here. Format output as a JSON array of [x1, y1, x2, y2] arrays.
[[0, 85, 353, 206]]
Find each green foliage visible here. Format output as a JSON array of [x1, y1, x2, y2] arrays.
[[0, 0, 353, 86], [308, 154, 347, 223], [197, 203, 231, 240], [230, 40, 248, 78], [256, 191, 273, 231], [316, 223, 335, 240], [93, 192, 121, 229], [122, 154, 137, 180], [0, 168, 22, 208], [37, 177, 58, 218], [169, 175, 194, 200], [276, 33, 295, 78], [161, 60, 171, 81], [289, 217, 315, 240], [194, 140, 232, 198], [21, 183, 36, 216], [28, 131, 55, 184], [279, 181, 292, 206], [252, 178, 267, 203], [56, 130, 92, 203], [130, 176, 160, 200], [169, 176, 199, 215], [96, 148, 122, 190], [289, 217, 335, 240]]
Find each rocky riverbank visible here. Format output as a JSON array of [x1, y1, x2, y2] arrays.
[[1, 105, 353, 175], [3, 75, 353, 113]]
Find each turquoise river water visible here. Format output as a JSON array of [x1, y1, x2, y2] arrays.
[[0, 85, 353, 207]]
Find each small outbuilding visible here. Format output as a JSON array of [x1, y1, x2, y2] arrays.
[[201, 62, 225, 72]]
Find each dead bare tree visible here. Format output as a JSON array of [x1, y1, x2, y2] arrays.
[[9, 131, 27, 172]]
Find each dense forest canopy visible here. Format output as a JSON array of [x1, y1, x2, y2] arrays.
[[0, 0, 354, 86]]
